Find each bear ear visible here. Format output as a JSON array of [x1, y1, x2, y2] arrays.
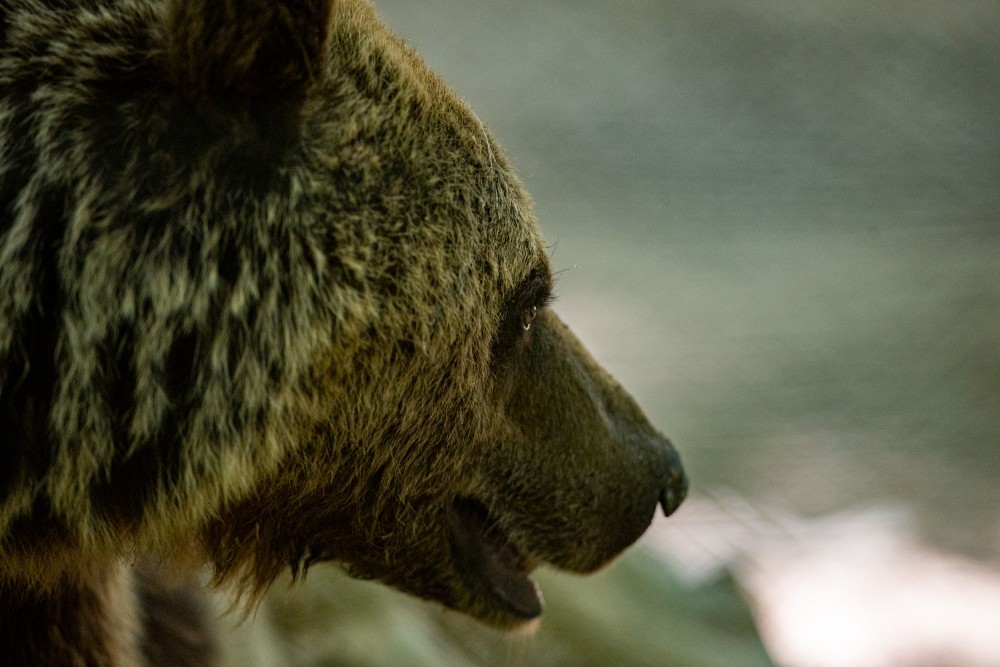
[[164, 0, 336, 102]]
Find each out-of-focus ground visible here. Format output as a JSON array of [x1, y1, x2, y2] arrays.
[[223, 2, 1000, 665]]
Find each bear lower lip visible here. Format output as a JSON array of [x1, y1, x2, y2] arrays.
[[448, 498, 544, 621]]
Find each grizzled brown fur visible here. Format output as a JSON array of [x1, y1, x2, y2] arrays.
[[0, 0, 686, 664]]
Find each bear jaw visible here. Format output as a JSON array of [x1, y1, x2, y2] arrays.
[[447, 498, 544, 623]]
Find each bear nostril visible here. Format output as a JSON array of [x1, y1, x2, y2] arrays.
[[659, 470, 688, 517]]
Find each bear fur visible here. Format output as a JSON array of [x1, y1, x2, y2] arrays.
[[0, 0, 687, 664]]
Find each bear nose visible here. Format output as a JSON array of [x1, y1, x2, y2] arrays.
[[660, 471, 687, 516], [658, 446, 688, 517]]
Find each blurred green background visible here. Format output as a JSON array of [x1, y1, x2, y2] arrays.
[[222, 2, 999, 665]]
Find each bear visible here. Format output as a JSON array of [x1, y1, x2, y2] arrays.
[[0, 0, 688, 664]]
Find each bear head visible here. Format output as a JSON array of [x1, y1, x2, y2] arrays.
[[0, 0, 686, 630]]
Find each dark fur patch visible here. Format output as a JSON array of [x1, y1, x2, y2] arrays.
[[0, 178, 67, 493]]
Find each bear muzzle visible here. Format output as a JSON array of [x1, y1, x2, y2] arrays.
[[458, 310, 689, 626], [447, 432, 686, 627]]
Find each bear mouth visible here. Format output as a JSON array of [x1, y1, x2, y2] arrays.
[[448, 497, 544, 622]]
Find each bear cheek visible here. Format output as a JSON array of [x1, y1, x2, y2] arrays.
[[483, 311, 686, 572]]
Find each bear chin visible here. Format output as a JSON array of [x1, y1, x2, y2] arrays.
[[447, 498, 545, 625]]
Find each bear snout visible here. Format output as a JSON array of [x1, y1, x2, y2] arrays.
[[483, 309, 688, 578]]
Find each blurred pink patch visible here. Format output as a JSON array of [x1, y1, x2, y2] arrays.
[[648, 491, 1000, 667]]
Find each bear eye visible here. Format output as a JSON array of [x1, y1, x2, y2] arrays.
[[522, 305, 538, 331], [490, 268, 554, 366]]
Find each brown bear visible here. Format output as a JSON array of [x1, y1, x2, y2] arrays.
[[0, 0, 687, 664]]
